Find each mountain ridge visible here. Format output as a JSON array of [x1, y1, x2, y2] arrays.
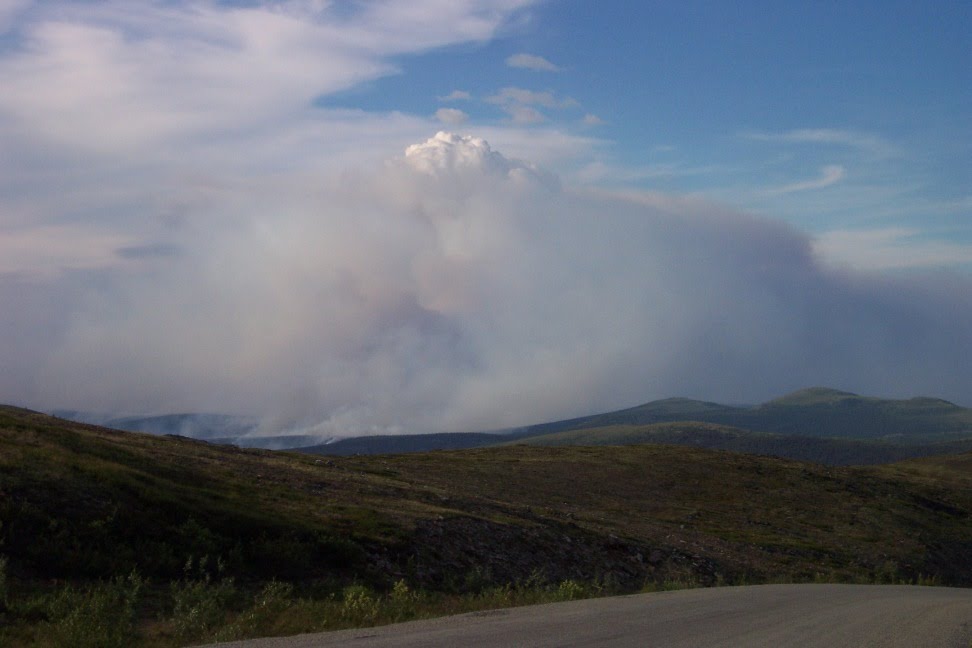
[[515, 387, 972, 442], [48, 387, 972, 461]]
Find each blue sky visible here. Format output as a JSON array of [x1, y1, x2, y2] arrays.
[[1, 1, 971, 430], [329, 0, 971, 269]]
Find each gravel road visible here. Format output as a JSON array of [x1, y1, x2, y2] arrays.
[[201, 584, 972, 647]]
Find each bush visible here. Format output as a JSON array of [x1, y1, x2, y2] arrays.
[[388, 579, 419, 621], [44, 571, 143, 648], [341, 584, 379, 624], [556, 579, 585, 601], [215, 580, 296, 641], [170, 556, 237, 642]]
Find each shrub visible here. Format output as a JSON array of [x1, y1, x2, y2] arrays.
[[478, 583, 514, 607], [341, 584, 379, 624], [215, 580, 296, 641], [556, 579, 585, 601], [388, 579, 419, 621], [170, 556, 237, 642], [44, 571, 143, 648]]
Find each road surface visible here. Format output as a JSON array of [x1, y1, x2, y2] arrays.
[[202, 584, 972, 647]]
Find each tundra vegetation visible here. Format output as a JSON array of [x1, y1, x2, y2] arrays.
[[1, 404, 970, 646]]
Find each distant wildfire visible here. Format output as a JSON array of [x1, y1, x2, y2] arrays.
[[1, 132, 969, 436]]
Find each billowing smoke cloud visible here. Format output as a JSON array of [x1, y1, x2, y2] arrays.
[[2, 131, 970, 435]]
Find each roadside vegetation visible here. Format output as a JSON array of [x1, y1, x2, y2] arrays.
[[1, 405, 970, 645], [0, 561, 944, 647]]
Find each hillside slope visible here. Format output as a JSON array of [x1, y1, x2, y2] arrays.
[[2, 405, 972, 643]]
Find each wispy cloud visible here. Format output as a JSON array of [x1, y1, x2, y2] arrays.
[[766, 164, 845, 194], [582, 113, 605, 126], [814, 228, 972, 271], [438, 89, 471, 101], [0, 225, 131, 277], [0, 1, 550, 269], [115, 243, 182, 260], [0, 0, 27, 31], [743, 129, 899, 157], [487, 87, 575, 108], [506, 105, 546, 124], [575, 160, 726, 185], [486, 86, 578, 124], [506, 52, 559, 72], [435, 107, 468, 125], [0, 1, 537, 154]]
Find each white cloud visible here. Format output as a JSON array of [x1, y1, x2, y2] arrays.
[[0, 1, 536, 154], [506, 52, 559, 71], [435, 107, 469, 125], [486, 86, 578, 124], [488, 86, 573, 108], [743, 128, 899, 158], [814, 228, 972, 271], [0, 1, 556, 273], [469, 126, 605, 168], [402, 131, 554, 190], [582, 113, 605, 126], [766, 164, 845, 194], [507, 105, 546, 124], [575, 160, 726, 185], [439, 89, 471, 101], [405, 131, 529, 176]]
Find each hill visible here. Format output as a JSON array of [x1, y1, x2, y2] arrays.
[[3, 404, 972, 644], [52, 388, 972, 459], [517, 388, 972, 443], [299, 388, 972, 462], [510, 421, 972, 465], [301, 431, 518, 456]]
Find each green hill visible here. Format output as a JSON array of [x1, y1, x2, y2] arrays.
[[511, 421, 972, 465], [762, 387, 861, 406], [2, 404, 972, 645], [517, 388, 972, 445], [513, 397, 742, 437], [747, 388, 972, 440]]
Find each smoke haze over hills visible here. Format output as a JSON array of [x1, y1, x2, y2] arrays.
[[2, 132, 971, 435], [1, 2, 969, 436]]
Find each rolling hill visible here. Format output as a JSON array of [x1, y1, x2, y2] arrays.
[[298, 388, 972, 463], [2, 404, 972, 644], [516, 388, 972, 442], [508, 421, 972, 465], [51, 388, 972, 462]]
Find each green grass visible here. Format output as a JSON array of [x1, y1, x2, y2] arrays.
[[1, 405, 972, 645]]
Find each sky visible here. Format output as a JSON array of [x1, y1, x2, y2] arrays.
[[0, 0, 970, 435]]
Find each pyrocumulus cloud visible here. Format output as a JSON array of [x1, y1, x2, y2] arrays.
[[2, 132, 970, 436]]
